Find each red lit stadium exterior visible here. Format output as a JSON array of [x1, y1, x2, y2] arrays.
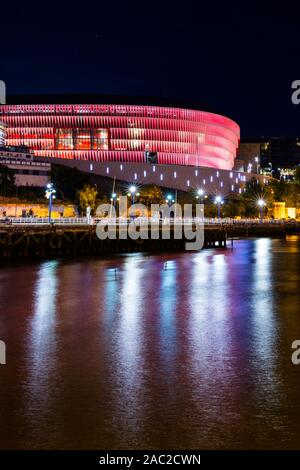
[[0, 104, 240, 170]]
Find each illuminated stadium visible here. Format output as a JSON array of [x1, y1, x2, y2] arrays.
[[0, 97, 268, 192], [0, 121, 6, 145]]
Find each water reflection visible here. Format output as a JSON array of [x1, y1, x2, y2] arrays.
[[29, 261, 58, 370], [1, 238, 300, 449]]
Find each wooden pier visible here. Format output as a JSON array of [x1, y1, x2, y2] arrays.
[[0, 225, 227, 259]]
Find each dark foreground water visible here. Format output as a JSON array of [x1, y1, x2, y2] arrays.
[[0, 237, 300, 449]]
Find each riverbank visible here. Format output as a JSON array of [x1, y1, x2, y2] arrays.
[[0, 222, 299, 259]]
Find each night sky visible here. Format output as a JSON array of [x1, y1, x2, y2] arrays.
[[1, 1, 300, 138]]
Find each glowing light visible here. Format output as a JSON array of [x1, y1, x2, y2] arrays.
[[257, 199, 266, 207], [0, 104, 240, 170]]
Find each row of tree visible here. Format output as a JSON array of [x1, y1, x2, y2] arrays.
[[1, 161, 300, 217]]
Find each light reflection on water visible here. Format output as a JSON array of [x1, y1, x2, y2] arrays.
[[1, 238, 300, 449]]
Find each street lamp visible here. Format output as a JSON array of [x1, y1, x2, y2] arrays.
[[45, 183, 56, 223], [196, 188, 205, 204], [110, 192, 117, 207], [128, 185, 139, 204], [257, 198, 266, 221], [215, 195, 224, 219], [127, 185, 140, 219], [165, 194, 175, 206]]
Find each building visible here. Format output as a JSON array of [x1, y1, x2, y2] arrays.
[[0, 122, 6, 145], [0, 98, 270, 194], [0, 146, 51, 187], [239, 137, 300, 180]]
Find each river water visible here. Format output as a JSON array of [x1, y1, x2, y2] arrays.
[[0, 237, 300, 449]]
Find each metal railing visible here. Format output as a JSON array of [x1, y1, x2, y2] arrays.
[[0, 216, 297, 227]]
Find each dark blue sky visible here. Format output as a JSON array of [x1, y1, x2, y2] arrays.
[[1, 1, 300, 138]]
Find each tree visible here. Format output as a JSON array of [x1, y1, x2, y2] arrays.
[[295, 166, 300, 185], [52, 164, 90, 201], [239, 178, 274, 216], [138, 185, 164, 207], [77, 185, 98, 214], [0, 163, 16, 197]]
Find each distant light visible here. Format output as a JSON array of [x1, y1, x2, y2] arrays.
[[167, 194, 172, 200], [129, 185, 136, 194], [134, 173, 137, 180], [215, 195, 222, 204], [257, 198, 266, 207], [197, 189, 204, 196]]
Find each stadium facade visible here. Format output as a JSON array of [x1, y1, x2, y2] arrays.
[[0, 101, 268, 193], [0, 121, 6, 145]]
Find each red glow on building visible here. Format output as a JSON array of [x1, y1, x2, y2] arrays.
[[0, 104, 240, 170]]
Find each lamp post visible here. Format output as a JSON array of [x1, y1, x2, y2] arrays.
[[110, 192, 117, 208], [165, 194, 175, 207], [257, 198, 266, 221], [45, 183, 56, 224], [128, 185, 137, 205], [196, 188, 205, 204], [215, 195, 223, 220], [128, 185, 140, 219]]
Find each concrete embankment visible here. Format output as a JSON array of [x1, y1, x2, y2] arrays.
[[0, 223, 299, 259], [0, 225, 226, 259]]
